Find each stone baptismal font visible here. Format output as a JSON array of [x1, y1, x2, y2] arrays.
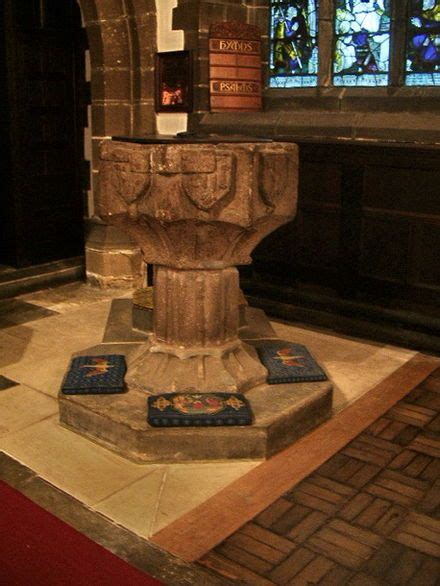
[[59, 136, 333, 462]]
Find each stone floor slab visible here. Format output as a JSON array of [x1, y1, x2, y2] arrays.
[[152, 461, 260, 535], [0, 416, 153, 505], [0, 385, 57, 436], [95, 467, 167, 538], [19, 282, 132, 314], [0, 298, 58, 328]]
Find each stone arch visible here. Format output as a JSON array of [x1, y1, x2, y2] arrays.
[[76, 0, 157, 287]]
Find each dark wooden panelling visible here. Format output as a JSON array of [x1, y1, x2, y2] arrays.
[[11, 0, 41, 29], [0, 5, 14, 264], [298, 208, 341, 272], [339, 164, 364, 296], [413, 221, 440, 289], [300, 162, 342, 204], [364, 166, 440, 216], [43, 0, 76, 29], [252, 143, 440, 310], [359, 215, 411, 284], [254, 220, 298, 266]]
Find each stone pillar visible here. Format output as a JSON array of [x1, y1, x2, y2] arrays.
[[78, 0, 157, 287], [152, 266, 239, 356], [85, 219, 146, 288]]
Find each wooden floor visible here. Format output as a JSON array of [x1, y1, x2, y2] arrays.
[[197, 368, 440, 585], [151, 355, 439, 562]]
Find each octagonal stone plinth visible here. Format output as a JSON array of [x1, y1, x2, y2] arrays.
[[59, 307, 332, 462], [60, 379, 332, 462]]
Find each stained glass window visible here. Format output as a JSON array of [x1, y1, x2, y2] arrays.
[[333, 0, 391, 86], [269, 1, 319, 88], [405, 0, 440, 86]]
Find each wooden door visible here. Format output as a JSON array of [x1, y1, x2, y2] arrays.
[[0, 0, 88, 267]]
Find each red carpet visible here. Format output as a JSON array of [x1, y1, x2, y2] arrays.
[[0, 479, 162, 586]]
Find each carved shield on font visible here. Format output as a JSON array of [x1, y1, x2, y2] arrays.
[[111, 163, 152, 207], [258, 152, 293, 209], [182, 152, 235, 211]]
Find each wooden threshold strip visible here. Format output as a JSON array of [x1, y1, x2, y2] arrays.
[[150, 353, 440, 562]]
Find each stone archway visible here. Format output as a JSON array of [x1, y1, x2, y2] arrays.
[[77, 0, 157, 287]]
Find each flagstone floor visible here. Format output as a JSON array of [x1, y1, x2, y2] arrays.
[[0, 280, 439, 584]]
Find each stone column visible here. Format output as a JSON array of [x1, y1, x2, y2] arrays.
[[85, 219, 146, 288], [79, 0, 157, 288], [152, 266, 240, 357]]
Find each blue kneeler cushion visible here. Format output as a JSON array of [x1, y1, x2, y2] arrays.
[[147, 392, 253, 427], [255, 340, 328, 384], [61, 355, 127, 395]]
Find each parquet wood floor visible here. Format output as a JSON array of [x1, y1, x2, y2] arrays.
[[199, 369, 440, 584], [152, 354, 439, 561]]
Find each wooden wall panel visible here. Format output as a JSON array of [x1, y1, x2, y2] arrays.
[[253, 220, 298, 277], [252, 143, 440, 309], [412, 221, 440, 289], [300, 162, 342, 204], [359, 215, 411, 283], [297, 208, 341, 272], [363, 167, 440, 215], [209, 22, 262, 112]]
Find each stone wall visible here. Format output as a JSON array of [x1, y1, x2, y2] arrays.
[[78, 0, 157, 287]]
